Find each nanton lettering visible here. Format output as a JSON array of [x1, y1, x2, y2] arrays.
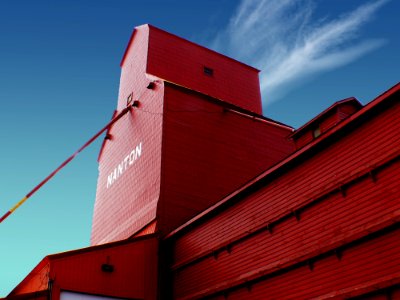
[[106, 142, 142, 188]]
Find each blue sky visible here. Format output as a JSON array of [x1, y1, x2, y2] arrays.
[[0, 0, 398, 295]]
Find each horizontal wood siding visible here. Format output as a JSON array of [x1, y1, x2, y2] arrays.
[[206, 227, 400, 300], [173, 160, 400, 298], [170, 94, 400, 299]]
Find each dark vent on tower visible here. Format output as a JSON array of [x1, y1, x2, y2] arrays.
[[203, 66, 214, 76]]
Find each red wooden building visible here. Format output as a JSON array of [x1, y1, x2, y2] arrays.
[[4, 24, 400, 300]]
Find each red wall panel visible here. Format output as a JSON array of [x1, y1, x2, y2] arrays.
[[205, 227, 400, 300], [159, 83, 294, 234], [92, 25, 293, 244], [172, 160, 400, 298], [146, 25, 262, 114], [9, 237, 159, 300], [52, 238, 158, 300], [91, 26, 164, 245], [170, 94, 400, 298], [172, 99, 400, 266]]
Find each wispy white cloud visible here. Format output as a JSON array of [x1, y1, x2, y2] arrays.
[[211, 0, 388, 105]]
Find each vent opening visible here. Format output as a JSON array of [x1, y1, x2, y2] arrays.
[[203, 66, 214, 76]]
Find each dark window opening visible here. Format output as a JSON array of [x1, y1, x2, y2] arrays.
[[203, 66, 214, 76]]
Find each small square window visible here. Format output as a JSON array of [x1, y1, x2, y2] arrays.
[[313, 127, 321, 138], [203, 66, 214, 76]]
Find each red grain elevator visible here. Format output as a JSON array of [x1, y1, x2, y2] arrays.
[[91, 24, 294, 245], [5, 24, 400, 300]]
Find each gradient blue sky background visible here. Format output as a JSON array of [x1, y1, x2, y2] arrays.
[[0, 0, 398, 295]]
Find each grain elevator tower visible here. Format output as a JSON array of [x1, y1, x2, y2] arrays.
[[91, 24, 294, 245]]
